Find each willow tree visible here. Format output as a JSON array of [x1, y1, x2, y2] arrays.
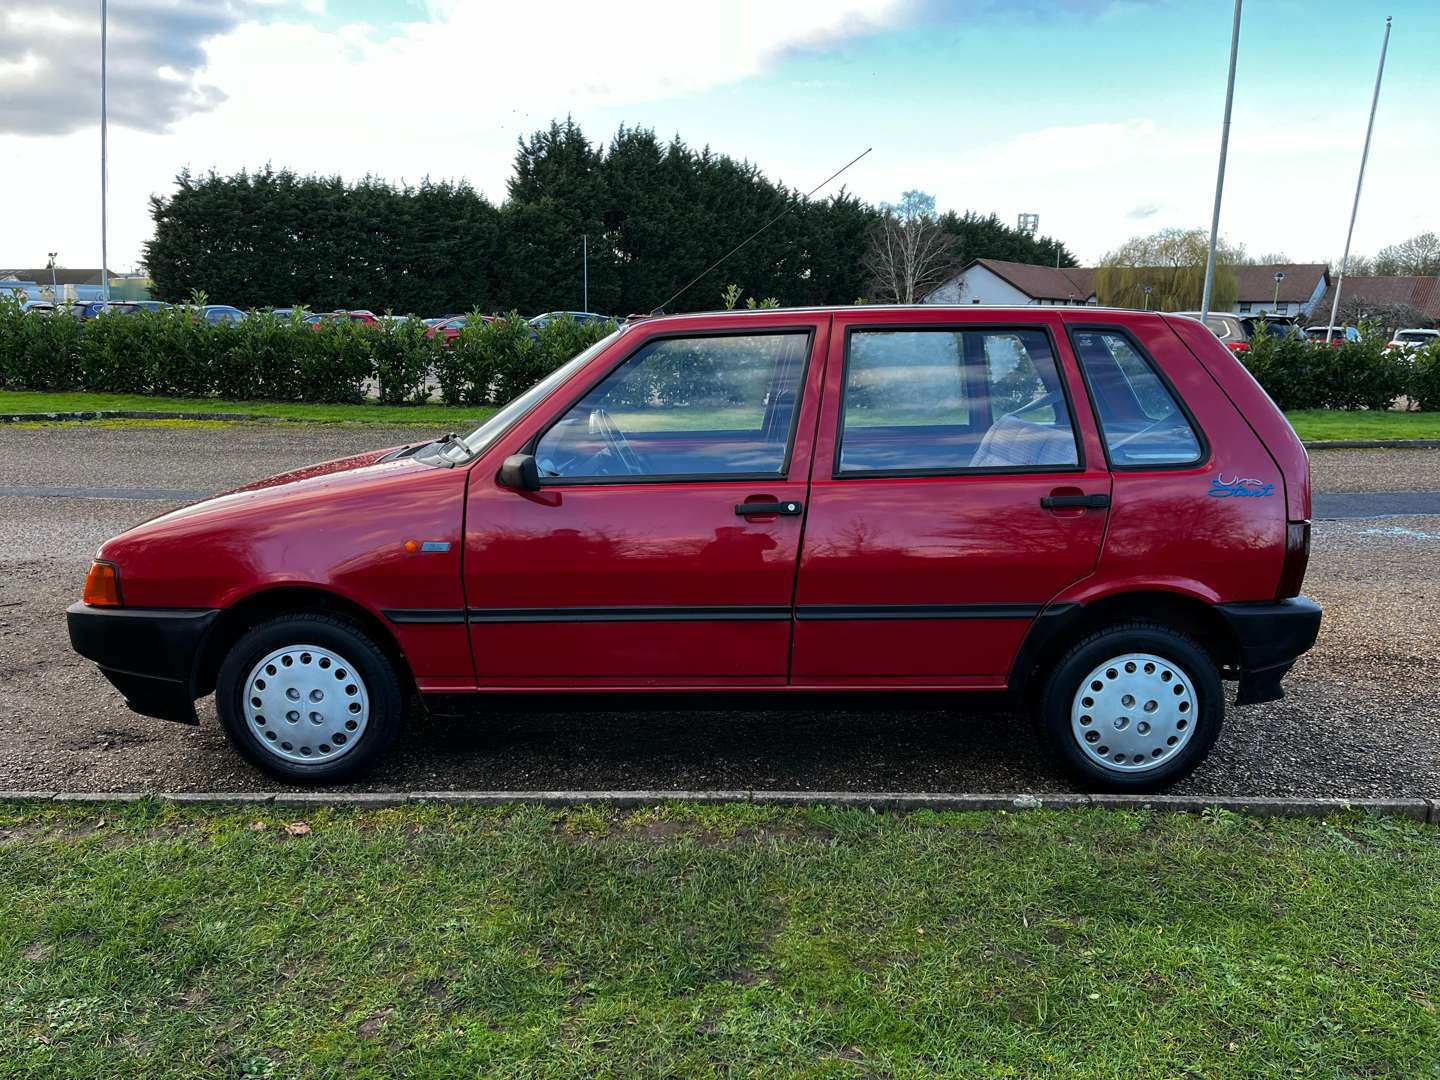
[[1095, 228, 1241, 311]]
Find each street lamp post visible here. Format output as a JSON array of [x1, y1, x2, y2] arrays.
[[47, 253, 59, 305], [100, 0, 110, 304], [1143, 285, 1153, 311], [1272, 270, 1285, 311]]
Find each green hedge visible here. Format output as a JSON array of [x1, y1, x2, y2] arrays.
[[1240, 330, 1439, 412], [0, 298, 614, 405]]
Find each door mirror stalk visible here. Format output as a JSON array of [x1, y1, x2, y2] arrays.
[[499, 453, 541, 492]]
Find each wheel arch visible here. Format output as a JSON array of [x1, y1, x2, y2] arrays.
[[1009, 591, 1240, 698], [192, 585, 417, 700]]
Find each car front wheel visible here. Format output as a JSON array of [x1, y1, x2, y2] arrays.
[[215, 613, 404, 784], [1037, 622, 1223, 793]]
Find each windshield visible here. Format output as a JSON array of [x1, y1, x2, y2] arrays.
[[460, 328, 625, 455]]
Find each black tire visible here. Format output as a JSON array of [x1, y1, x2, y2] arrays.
[[215, 613, 404, 784], [1035, 621, 1223, 793]]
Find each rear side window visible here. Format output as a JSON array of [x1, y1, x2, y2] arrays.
[[1071, 329, 1203, 468], [534, 332, 808, 480], [838, 328, 1079, 474]]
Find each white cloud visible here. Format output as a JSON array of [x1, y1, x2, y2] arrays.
[[0, 0, 912, 268]]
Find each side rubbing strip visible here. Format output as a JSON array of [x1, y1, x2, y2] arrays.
[[382, 609, 467, 624], [795, 604, 1042, 621], [466, 606, 791, 623]]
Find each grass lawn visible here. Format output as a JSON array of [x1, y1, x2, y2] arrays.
[[1286, 409, 1440, 442], [0, 390, 495, 427], [2, 801, 1437, 1078]]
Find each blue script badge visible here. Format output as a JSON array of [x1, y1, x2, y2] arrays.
[[1208, 475, 1274, 498]]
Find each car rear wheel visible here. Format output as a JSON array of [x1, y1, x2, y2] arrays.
[[1036, 622, 1223, 793], [216, 613, 403, 784]]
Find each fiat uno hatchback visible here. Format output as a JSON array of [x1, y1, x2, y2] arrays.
[[68, 307, 1321, 792]]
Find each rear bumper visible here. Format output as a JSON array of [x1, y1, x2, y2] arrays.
[[1215, 596, 1322, 706], [66, 603, 219, 724]]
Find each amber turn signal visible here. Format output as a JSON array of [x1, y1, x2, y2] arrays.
[[83, 560, 123, 607]]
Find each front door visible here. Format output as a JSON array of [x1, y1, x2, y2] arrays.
[[791, 311, 1110, 686], [463, 321, 827, 686]]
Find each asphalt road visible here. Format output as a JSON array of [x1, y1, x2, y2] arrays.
[[2, 424, 1438, 797]]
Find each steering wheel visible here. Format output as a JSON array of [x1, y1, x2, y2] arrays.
[[589, 408, 644, 475]]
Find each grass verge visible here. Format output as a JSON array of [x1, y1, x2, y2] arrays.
[[0, 390, 495, 426], [2, 800, 1437, 1078], [1286, 408, 1440, 442]]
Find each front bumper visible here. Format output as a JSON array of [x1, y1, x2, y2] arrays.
[[66, 603, 220, 724], [1215, 596, 1323, 706]]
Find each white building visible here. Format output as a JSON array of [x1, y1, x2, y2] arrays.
[[924, 259, 1096, 307], [924, 259, 1330, 318]]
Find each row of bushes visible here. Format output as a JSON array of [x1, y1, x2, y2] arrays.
[[4, 295, 1439, 413], [1239, 330, 1440, 412], [0, 297, 615, 406]]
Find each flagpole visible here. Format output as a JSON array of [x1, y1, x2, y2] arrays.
[[1200, 0, 1242, 321], [1326, 15, 1392, 344]]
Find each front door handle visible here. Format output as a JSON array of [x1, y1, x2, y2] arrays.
[[1040, 493, 1111, 510], [735, 500, 803, 517]]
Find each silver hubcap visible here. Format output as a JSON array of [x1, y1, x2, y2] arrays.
[[243, 644, 369, 765], [1070, 652, 1197, 773]]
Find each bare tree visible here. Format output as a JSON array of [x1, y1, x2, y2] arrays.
[[862, 190, 956, 304], [1373, 232, 1440, 276]]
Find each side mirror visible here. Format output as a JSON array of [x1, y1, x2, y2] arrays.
[[499, 453, 541, 492]]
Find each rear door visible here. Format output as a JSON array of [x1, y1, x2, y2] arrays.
[[791, 309, 1111, 686], [463, 318, 828, 686]]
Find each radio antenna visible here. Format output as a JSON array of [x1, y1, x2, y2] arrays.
[[650, 146, 872, 316]]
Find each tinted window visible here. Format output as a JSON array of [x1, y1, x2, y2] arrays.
[[534, 332, 808, 480], [1072, 329, 1202, 467], [838, 329, 1078, 474]]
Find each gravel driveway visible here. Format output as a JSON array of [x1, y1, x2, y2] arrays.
[[2, 423, 1437, 796]]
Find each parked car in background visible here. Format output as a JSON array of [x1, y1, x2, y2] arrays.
[[1172, 311, 1307, 353], [1304, 325, 1360, 345], [1171, 311, 1250, 352], [69, 305, 1320, 793], [1386, 328, 1440, 352], [529, 311, 616, 329], [202, 305, 247, 325], [306, 310, 379, 327], [424, 314, 495, 345], [269, 308, 309, 319]]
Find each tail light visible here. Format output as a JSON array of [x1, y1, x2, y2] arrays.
[[83, 560, 123, 607], [1276, 522, 1311, 599], [1227, 341, 1250, 353]]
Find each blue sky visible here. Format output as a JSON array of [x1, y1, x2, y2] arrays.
[[3, 0, 1437, 273]]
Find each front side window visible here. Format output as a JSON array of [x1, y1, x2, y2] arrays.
[[534, 332, 808, 480], [838, 328, 1079, 474], [1071, 329, 1203, 468]]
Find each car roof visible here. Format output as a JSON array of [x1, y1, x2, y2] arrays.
[[632, 304, 1172, 327]]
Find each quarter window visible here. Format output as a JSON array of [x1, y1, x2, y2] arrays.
[[1071, 329, 1202, 467], [838, 329, 1079, 474], [533, 332, 808, 480]]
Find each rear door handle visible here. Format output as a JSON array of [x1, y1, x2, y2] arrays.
[[1040, 493, 1111, 510], [735, 500, 803, 516]]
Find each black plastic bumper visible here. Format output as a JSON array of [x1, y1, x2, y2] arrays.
[[1215, 596, 1323, 706], [66, 603, 220, 724]]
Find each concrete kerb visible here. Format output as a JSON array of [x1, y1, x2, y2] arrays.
[[1304, 439, 1440, 450], [5, 790, 1436, 823]]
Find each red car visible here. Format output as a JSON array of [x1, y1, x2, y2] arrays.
[[68, 307, 1320, 791], [424, 314, 495, 346]]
